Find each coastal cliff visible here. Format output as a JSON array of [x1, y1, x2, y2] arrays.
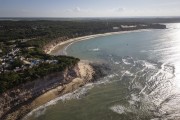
[[0, 62, 95, 120], [0, 21, 166, 120], [43, 36, 69, 54]]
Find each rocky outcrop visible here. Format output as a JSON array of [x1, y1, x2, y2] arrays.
[[90, 63, 111, 81], [0, 63, 84, 120]]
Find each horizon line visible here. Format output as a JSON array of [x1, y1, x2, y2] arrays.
[[0, 16, 180, 19]]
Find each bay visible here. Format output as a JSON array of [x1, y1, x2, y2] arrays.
[[26, 23, 180, 120]]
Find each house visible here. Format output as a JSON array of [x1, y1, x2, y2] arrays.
[[121, 25, 137, 29], [113, 27, 119, 30]]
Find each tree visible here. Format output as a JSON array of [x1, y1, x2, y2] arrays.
[[11, 58, 23, 69]]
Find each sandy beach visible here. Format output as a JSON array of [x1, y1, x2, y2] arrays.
[[22, 61, 94, 120], [32, 61, 94, 106], [3, 60, 95, 120], [21, 29, 148, 120], [46, 30, 148, 55]]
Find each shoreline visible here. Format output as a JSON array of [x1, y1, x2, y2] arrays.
[[4, 29, 151, 119], [46, 29, 150, 55], [6, 61, 95, 120], [23, 61, 95, 119], [23, 61, 111, 120], [22, 30, 145, 118]]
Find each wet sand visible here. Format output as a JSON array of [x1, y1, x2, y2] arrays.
[[23, 61, 94, 120], [46, 30, 147, 55]]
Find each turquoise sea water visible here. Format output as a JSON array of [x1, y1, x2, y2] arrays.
[[25, 23, 180, 120]]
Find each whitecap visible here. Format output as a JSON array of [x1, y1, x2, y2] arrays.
[[34, 108, 46, 118], [128, 94, 140, 105], [144, 62, 156, 69], [110, 105, 131, 115], [89, 48, 100, 52], [125, 71, 134, 76], [122, 59, 131, 65], [23, 75, 116, 119], [138, 60, 157, 69], [114, 62, 120, 65], [110, 105, 126, 114], [107, 73, 118, 78], [23, 83, 94, 119]]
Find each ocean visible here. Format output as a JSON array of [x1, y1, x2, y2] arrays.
[[25, 23, 180, 120]]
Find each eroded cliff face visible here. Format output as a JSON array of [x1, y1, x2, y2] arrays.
[[0, 64, 81, 120], [43, 36, 69, 53]]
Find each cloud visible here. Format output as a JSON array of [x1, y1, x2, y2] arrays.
[[65, 7, 81, 13], [73, 7, 81, 12], [108, 7, 125, 13], [116, 7, 125, 12]]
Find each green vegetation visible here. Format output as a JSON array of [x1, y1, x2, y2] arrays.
[[0, 55, 79, 93], [0, 21, 166, 53], [0, 20, 166, 93]]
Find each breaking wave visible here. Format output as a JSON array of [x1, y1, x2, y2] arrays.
[[23, 72, 118, 119]]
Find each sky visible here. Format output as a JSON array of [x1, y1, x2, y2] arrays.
[[0, 0, 180, 17]]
